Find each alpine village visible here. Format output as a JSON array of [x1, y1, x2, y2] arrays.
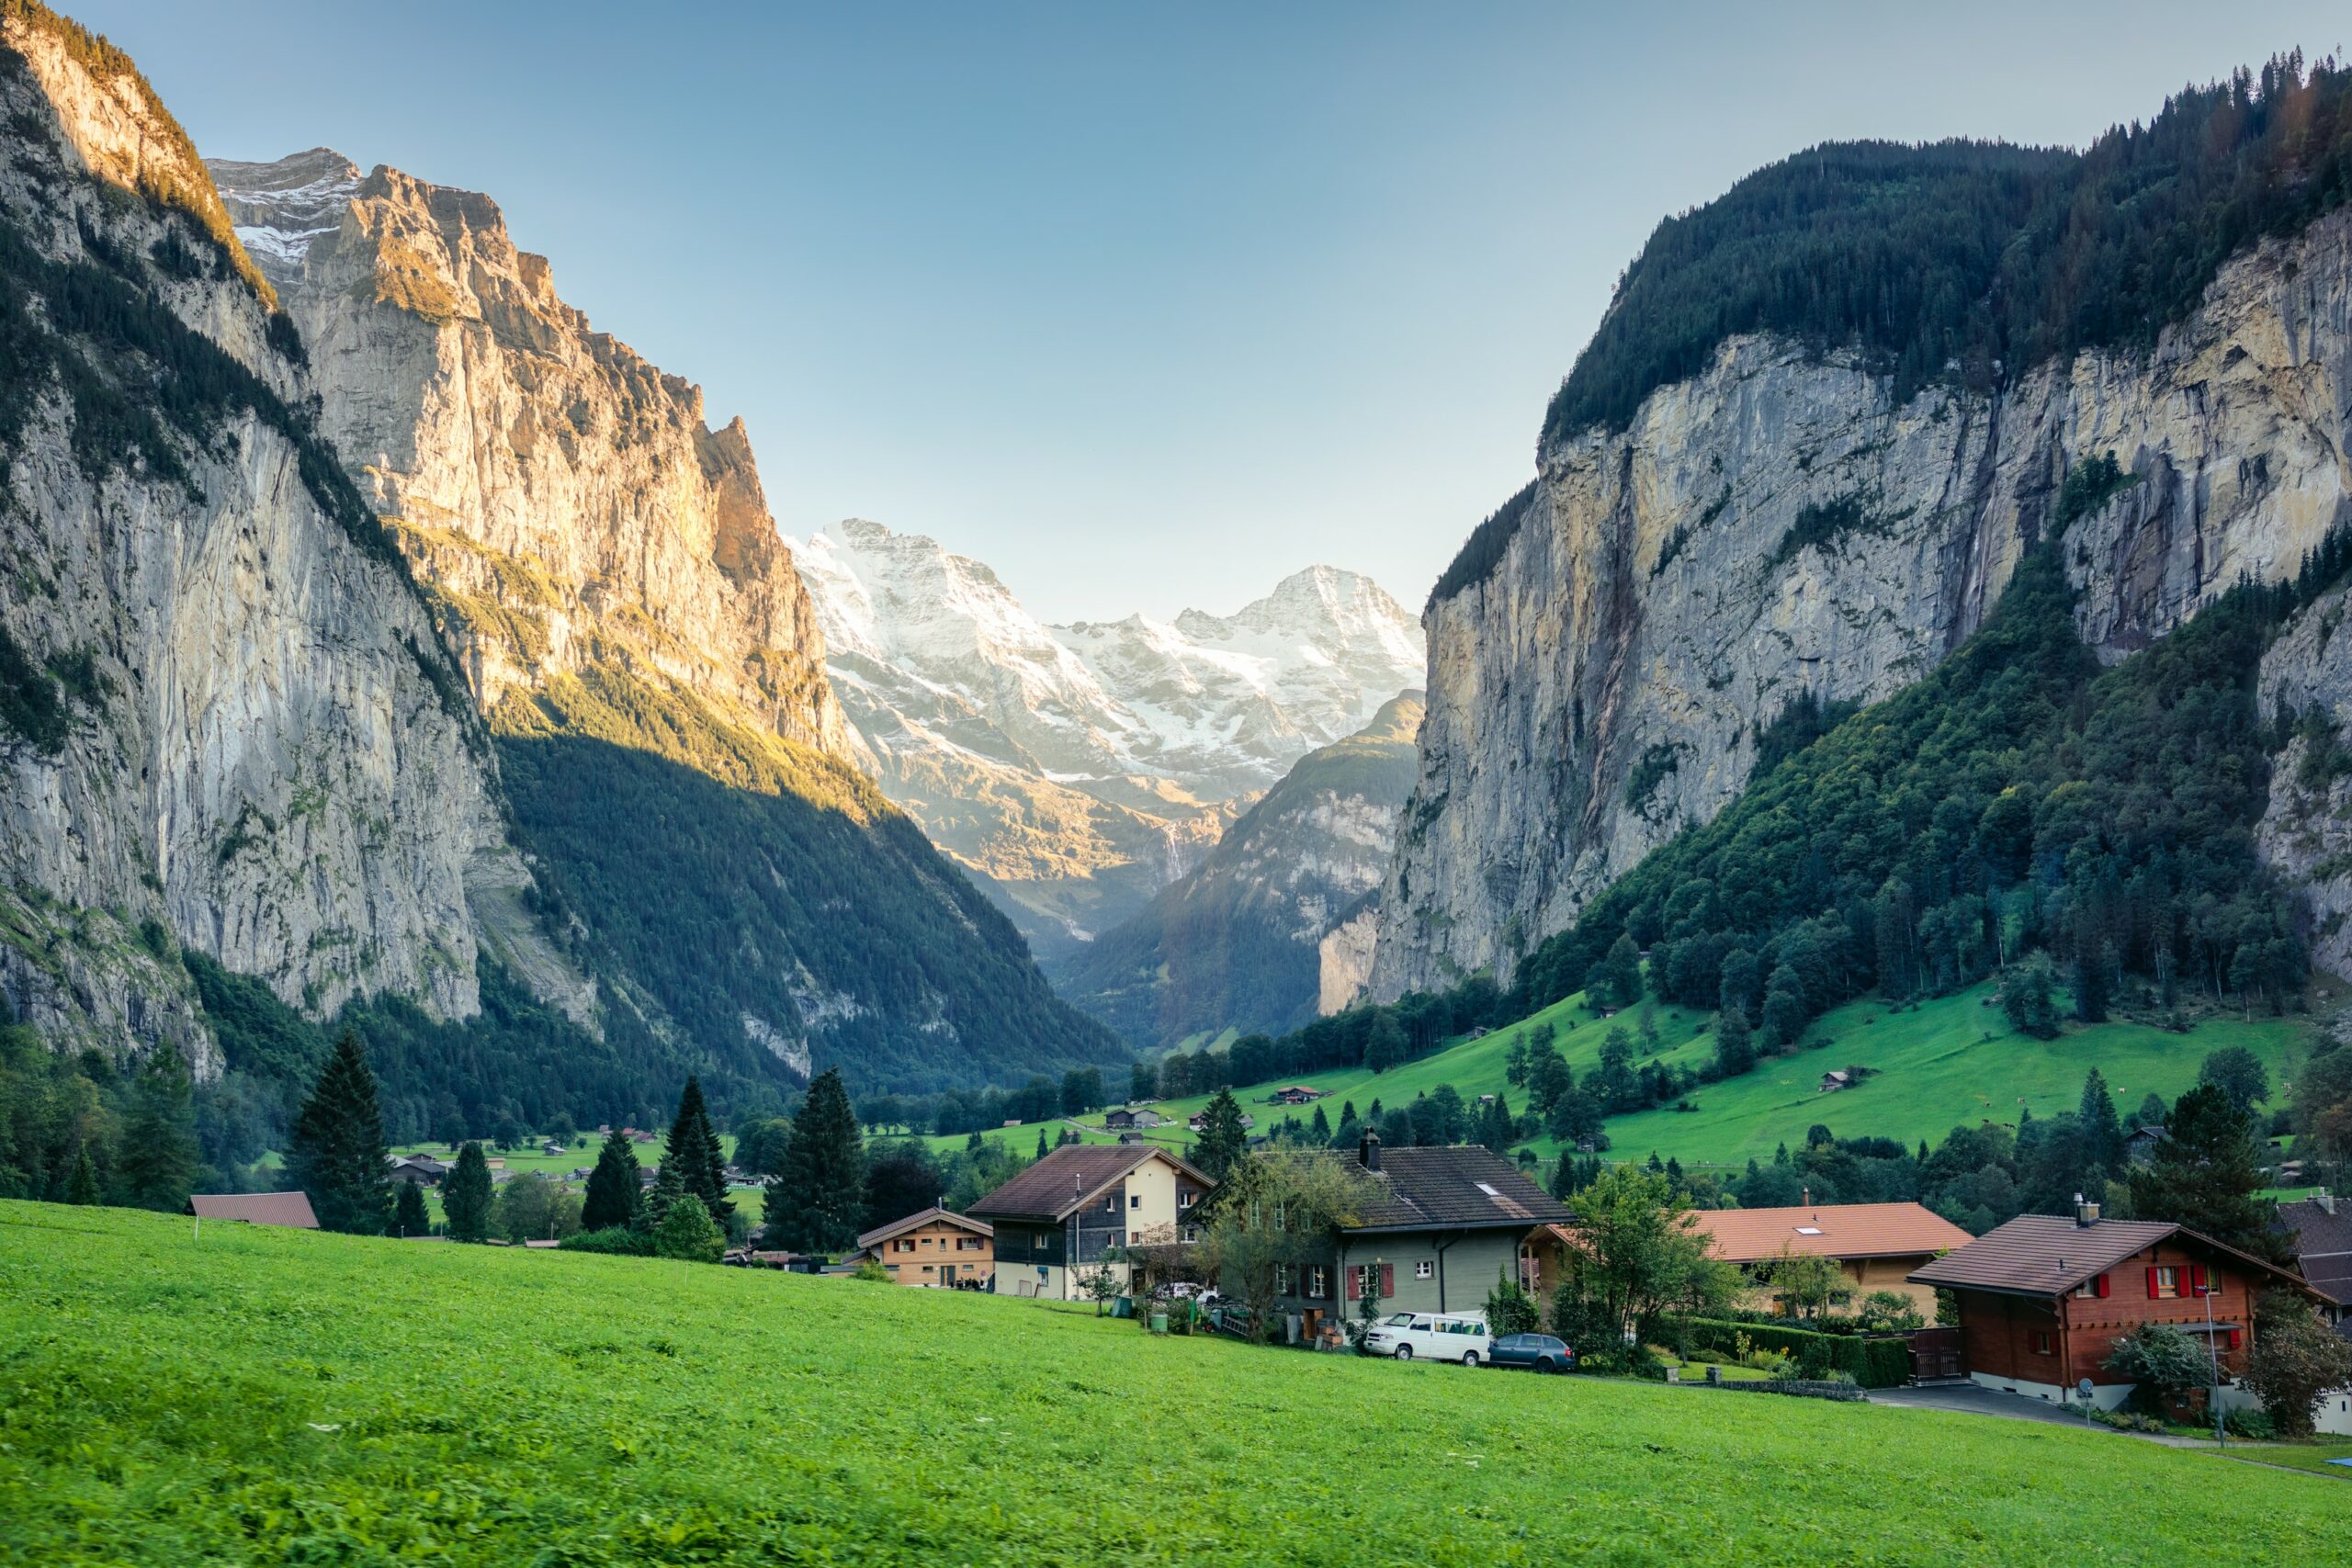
[[9, 3, 2352, 1562]]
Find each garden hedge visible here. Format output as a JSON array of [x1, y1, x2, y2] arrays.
[[1679, 1318, 1914, 1389]]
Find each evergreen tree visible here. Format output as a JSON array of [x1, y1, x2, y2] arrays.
[[443, 1141, 494, 1243], [2129, 1083, 2281, 1260], [1035, 1128, 1049, 1161], [1713, 1005, 1755, 1078], [769, 1067, 865, 1252], [664, 1076, 732, 1226], [114, 1051, 198, 1212], [2076, 1068, 2127, 1178], [1193, 1089, 1250, 1180], [392, 1179, 430, 1238], [287, 1032, 392, 1235], [582, 1128, 643, 1233], [1309, 1103, 1331, 1140], [640, 1160, 684, 1235], [66, 1145, 98, 1205]]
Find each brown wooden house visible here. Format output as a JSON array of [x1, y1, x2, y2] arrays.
[[1910, 1201, 2320, 1416], [849, 1207, 995, 1289]]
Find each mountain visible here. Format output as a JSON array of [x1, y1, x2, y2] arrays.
[[1373, 70, 2352, 1000], [199, 145, 1119, 1099], [1049, 693, 1422, 1049], [788, 518, 1423, 957]]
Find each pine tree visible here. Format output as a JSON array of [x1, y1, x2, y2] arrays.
[[769, 1067, 864, 1252], [392, 1179, 430, 1237], [443, 1142, 494, 1243], [287, 1032, 392, 1235], [2076, 1067, 2127, 1178], [67, 1145, 98, 1205], [664, 1076, 732, 1226], [640, 1160, 684, 1235], [582, 1128, 642, 1233], [115, 1051, 199, 1212], [1035, 1129, 1050, 1161], [1309, 1104, 1331, 1141], [1193, 1089, 1250, 1180], [2129, 1083, 2282, 1260]]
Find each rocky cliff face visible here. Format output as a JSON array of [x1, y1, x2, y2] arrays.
[[0, 16, 524, 1062], [2258, 583, 2352, 980], [1053, 694, 1422, 1047], [792, 519, 1423, 956], [207, 150, 848, 762], [1374, 207, 2352, 998]]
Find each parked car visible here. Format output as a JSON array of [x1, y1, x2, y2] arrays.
[[1360, 1312, 1492, 1364], [1486, 1333, 1574, 1373]]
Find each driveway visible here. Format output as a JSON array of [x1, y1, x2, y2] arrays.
[[1866, 1383, 2202, 1444]]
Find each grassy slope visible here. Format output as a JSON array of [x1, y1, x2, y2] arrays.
[[1, 1201, 2340, 1565], [957, 984, 2313, 1172]]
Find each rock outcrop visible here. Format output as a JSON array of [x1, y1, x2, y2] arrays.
[[208, 150, 849, 762], [0, 14, 524, 1062], [2259, 583, 2352, 980], [1374, 208, 2352, 998]]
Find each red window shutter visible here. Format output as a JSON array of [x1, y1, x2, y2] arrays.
[[2192, 1265, 2210, 1294], [1345, 1269, 1360, 1301], [2094, 1273, 2110, 1299], [1381, 1264, 1395, 1297], [2227, 1328, 2243, 1350], [2145, 1267, 2160, 1298]]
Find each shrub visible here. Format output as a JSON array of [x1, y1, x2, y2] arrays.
[[2222, 1406, 2276, 1441], [651, 1194, 725, 1264], [1679, 1318, 1912, 1388], [558, 1225, 652, 1257], [853, 1258, 889, 1282]]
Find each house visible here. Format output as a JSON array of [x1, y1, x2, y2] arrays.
[[968, 1144, 1214, 1301], [1685, 1201, 1974, 1320], [185, 1192, 318, 1229], [1260, 1134, 1573, 1346], [1909, 1199, 2324, 1416], [1188, 1110, 1255, 1133], [1818, 1069, 1851, 1093], [541, 1141, 566, 1156], [855, 1207, 996, 1289], [730, 1249, 823, 1273], [2279, 1191, 2352, 1326], [387, 1154, 448, 1187], [2124, 1125, 2167, 1164], [629, 1131, 657, 1145], [1103, 1108, 1167, 1131], [1269, 1087, 1324, 1107]]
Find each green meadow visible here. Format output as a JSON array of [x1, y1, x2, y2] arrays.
[[2, 1201, 2343, 1566]]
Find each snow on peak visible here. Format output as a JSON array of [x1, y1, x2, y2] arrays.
[[205, 148, 361, 286]]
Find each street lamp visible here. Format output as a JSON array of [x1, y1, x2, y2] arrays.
[[2197, 1270, 2224, 1450]]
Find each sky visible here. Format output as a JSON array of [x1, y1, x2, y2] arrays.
[[70, 1, 2352, 623]]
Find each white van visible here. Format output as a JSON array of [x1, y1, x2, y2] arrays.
[[1362, 1311, 1492, 1365]]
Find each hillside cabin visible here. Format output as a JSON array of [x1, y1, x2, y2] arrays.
[[854, 1207, 996, 1289], [1910, 1201, 2324, 1418], [185, 1192, 318, 1230], [388, 1155, 448, 1186], [1818, 1070, 1851, 1093], [969, 1144, 1213, 1301], [1256, 1134, 1573, 1348], [1103, 1108, 1168, 1131], [1269, 1087, 1324, 1107], [2125, 1125, 2167, 1164], [1188, 1111, 1254, 1133], [1688, 1202, 1973, 1320]]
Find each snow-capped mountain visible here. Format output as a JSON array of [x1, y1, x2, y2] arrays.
[[788, 518, 1425, 958]]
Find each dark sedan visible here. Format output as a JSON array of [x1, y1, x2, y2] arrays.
[[1486, 1333, 1574, 1373]]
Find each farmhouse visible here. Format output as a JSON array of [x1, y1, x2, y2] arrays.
[[1261, 1134, 1572, 1345], [969, 1144, 1213, 1300], [1688, 1202, 1973, 1319], [185, 1192, 318, 1229], [2124, 1125, 2167, 1164], [2278, 1191, 2351, 1326], [1103, 1108, 1167, 1131], [853, 1207, 996, 1289], [1189, 1110, 1254, 1133], [387, 1154, 448, 1186], [1268, 1086, 1324, 1106], [1909, 1200, 2322, 1414]]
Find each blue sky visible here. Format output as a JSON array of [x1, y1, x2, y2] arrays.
[[74, 2, 2350, 621]]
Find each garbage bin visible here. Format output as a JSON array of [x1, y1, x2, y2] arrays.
[[1150, 1311, 1169, 1335], [1112, 1294, 1134, 1319]]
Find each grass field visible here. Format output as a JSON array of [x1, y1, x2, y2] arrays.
[[2, 1202, 2344, 1565], [991, 982, 2317, 1174]]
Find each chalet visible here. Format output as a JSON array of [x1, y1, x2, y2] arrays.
[[1818, 1070, 1851, 1094], [1686, 1202, 1973, 1319], [2124, 1125, 2167, 1164], [1103, 1108, 1168, 1131], [2279, 1191, 2352, 1326], [185, 1191, 318, 1229], [1260, 1134, 1573, 1347], [541, 1141, 566, 1156], [1268, 1087, 1324, 1107], [1909, 1199, 2323, 1416], [387, 1154, 449, 1186], [969, 1144, 1213, 1301], [855, 1207, 996, 1289], [1188, 1110, 1255, 1133]]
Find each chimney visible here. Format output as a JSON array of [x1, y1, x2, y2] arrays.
[[1801, 1187, 1810, 1209], [2074, 1192, 2100, 1227], [1360, 1130, 1382, 1172], [2318, 1188, 2336, 1218]]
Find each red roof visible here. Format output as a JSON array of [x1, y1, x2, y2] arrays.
[[1688, 1202, 1974, 1264], [186, 1191, 319, 1229]]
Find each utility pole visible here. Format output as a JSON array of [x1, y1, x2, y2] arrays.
[[2199, 1270, 2224, 1450]]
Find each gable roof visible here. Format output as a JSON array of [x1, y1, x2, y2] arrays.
[[855, 1206, 993, 1250], [1909, 1214, 2315, 1300], [1689, 1202, 1974, 1264], [1340, 1145, 1571, 1233], [2280, 1199, 2352, 1308], [186, 1191, 319, 1228], [967, 1144, 1211, 1224]]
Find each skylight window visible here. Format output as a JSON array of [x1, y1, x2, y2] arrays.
[[1475, 1182, 1502, 1197], [1794, 1225, 1824, 1235]]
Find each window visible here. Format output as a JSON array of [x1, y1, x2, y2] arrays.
[[1180, 1190, 1196, 1208], [1130, 1195, 1141, 1209], [1104, 1196, 1118, 1213], [1180, 1224, 1200, 1244], [2072, 1273, 2111, 1300], [1274, 1264, 1295, 1295], [1308, 1266, 1329, 1298], [2032, 1330, 2054, 1356], [1415, 1260, 1434, 1280], [1794, 1225, 1824, 1235], [895, 1239, 916, 1254], [2148, 1265, 2180, 1300], [1474, 1182, 1501, 1197]]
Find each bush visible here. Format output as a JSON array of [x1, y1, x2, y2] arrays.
[[558, 1225, 652, 1257], [2222, 1407, 2276, 1441], [853, 1258, 889, 1282], [652, 1194, 725, 1263], [1680, 1318, 1912, 1389]]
